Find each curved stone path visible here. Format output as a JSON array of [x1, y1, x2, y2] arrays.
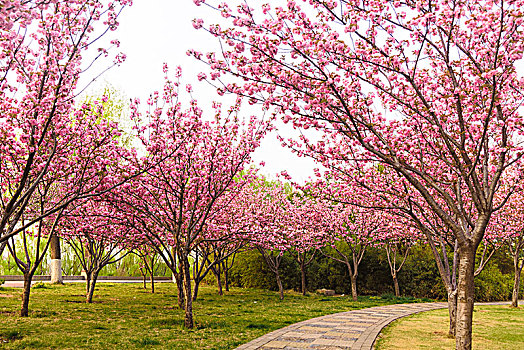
[[236, 301, 509, 350]]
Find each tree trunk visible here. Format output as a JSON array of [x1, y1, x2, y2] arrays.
[[85, 272, 91, 295], [275, 270, 284, 300], [511, 256, 522, 308], [20, 272, 33, 317], [0, 241, 7, 260], [300, 263, 307, 296], [181, 255, 194, 328], [224, 264, 230, 292], [447, 291, 458, 337], [86, 271, 99, 303], [142, 271, 147, 289], [392, 273, 400, 297], [150, 270, 155, 294], [170, 247, 185, 309], [192, 279, 200, 302], [350, 275, 358, 302], [49, 234, 62, 284], [173, 271, 185, 310], [455, 247, 476, 350], [216, 270, 223, 296]]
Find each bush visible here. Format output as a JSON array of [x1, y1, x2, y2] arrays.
[[306, 253, 348, 294], [228, 244, 516, 302], [31, 282, 49, 289], [475, 263, 513, 302], [229, 250, 276, 289], [397, 245, 446, 299]]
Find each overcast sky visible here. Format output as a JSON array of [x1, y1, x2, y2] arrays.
[[87, 1, 524, 183], [84, 0, 318, 183]]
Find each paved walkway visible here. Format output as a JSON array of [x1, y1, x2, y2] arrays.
[[236, 301, 514, 350], [236, 302, 446, 350]]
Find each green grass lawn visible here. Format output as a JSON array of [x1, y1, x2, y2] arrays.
[[0, 282, 428, 349], [375, 305, 524, 350]]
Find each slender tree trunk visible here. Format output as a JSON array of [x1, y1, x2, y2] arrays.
[[224, 265, 230, 292], [171, 247, 185, 309], [455, 247, 476, 350], [346, 261, 358, 301], [511, 256, 523, 308], [20, 272, 34, 317], [300, 262, 307, 296], [49, 234, 63, 284], [0, 241, 7, 260], [85, 273, 91, 295], [350, 275, 358, 301], [192, 279, 200, 302], [392, 273, 400, 297], [275, 270, 284, 300], [181, 255, 194, 328], [148, 256, 155, 293], [216, 270, 223, 296], [174, 271, 185, 310], [142, 271, 147, 289], [150, 270, 155, 294], [86, 271, 99, 303], [447, 291, 458, 337]]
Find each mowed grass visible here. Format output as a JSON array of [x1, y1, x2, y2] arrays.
[[0, 283, 428, 349], [375, 305, 524, 350]]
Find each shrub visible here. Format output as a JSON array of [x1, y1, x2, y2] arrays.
[[31, 282, 48, 289], [475, 263, 512, 302]]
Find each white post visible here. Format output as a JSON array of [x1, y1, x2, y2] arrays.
[[50, 258, 63, 283]]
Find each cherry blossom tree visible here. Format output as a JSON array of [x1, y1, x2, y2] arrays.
[[107, 67, 268, 328], [380, 219, 418, 297], [202, 182, 268, 295], [195, 194, 253, 297], [187, 182, 256, 300], [321, 204, 386, 301], [5, 207, 63, 316], [194, 1, 524, 347], [507, 232, 524, 308], [3, 96, 132, 316], [60, 199, 139, 303], [0, 0, 130, 254], [299, 178, 389, 300], [489, 190, 524, 308], [135, 245, 163, 293], [0, 1, 58, 30], [246, 181, 294, 300], [287, 193, 328, 295]]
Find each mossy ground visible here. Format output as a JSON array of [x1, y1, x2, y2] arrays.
[[0, 282, 426, 349], [375, 304, 524, 349]]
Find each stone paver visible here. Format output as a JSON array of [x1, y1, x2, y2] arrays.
[[235, 301, 512, 350]]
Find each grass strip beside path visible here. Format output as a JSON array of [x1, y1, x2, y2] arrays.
[[375, 305, 524, 350], [0, 283, 429, 349]]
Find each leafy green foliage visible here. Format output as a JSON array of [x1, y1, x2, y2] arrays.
[[31, 282, 48, 289], [228, 245, 516, 302]]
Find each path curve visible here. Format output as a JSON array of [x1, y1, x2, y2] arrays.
[[235, 301, 510, 350]]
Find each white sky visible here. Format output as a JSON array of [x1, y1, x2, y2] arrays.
[[84, 1, 524, 183], [84, 0, 318, 183]]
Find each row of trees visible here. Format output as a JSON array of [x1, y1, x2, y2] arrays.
[[2, 1, 524, 349], [228, 242, 520, 303], [189, 1, 524, 348], [5, 167, 524, 335]]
